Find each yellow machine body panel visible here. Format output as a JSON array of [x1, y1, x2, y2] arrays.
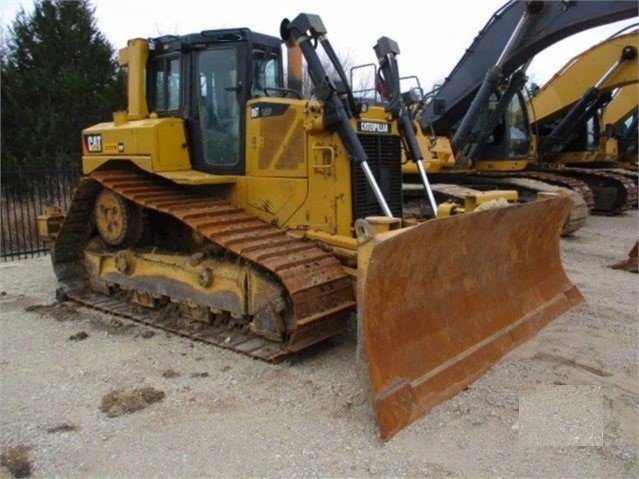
[[554, 137, 618, 165], [472, 158, 531, 171], [602, 83, 638, 130], [82, 117, 190, 174], [245, 97, 309, 179], [243, 101, 401, 239], [241, 98, 365, 237], [401, 135, 456, 174]]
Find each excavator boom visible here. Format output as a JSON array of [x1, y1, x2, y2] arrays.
[[421, 0, 637, 136]]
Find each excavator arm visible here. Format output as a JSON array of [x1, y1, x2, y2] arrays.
[[528, 31, 638, 124], [420, 0, 637, 146]]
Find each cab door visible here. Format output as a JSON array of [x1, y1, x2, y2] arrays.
[[190, 45, 247, 175]]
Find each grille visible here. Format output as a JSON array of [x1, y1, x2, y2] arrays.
[[352, 134, 403, 220]]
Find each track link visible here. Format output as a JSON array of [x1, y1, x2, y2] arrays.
[[404, 172, 590, 235], [473, 171, 596, 212], [52, 169, 356, 362]]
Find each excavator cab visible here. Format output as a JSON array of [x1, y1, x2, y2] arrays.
[[460, 90, 532, 164]]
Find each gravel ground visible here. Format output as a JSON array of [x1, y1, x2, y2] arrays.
[[0, 209, 637, 478]]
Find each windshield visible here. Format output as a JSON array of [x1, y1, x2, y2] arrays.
[[251, 49, 282, 97], [506, 94, 529, 157], [150, 55, 182, 112]]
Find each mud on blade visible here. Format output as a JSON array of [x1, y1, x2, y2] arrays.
[[356, 197, 583, 441]]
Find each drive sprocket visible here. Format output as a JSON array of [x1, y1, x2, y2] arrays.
[[94, 188, 144, 246]]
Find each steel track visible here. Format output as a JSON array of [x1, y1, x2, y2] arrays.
[[51, 168, 356, 362]]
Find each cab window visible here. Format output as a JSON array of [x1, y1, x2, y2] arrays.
[[251, 49, 282, 97], [150, 56, 182, 112]]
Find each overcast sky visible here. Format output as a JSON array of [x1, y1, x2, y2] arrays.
[[1, 0, 636, 90]]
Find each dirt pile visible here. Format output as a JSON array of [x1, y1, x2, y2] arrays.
[[100, 387, 165, 418]]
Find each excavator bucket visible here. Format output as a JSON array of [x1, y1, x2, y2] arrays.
[[356, 197, 583, 441]]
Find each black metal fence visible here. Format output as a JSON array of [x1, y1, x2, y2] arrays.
[[1, 167, 81, 261]]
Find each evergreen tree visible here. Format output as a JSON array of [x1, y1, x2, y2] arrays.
[[1, 0, 126, 172]]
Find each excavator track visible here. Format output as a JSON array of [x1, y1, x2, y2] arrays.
[[405, 172, 590, 235], [52, 168, 356, 362], [607, 168, 638, 208], [607, 168, 638, 187], [561, 167, 638, 213], [471, 171, 596, 212]]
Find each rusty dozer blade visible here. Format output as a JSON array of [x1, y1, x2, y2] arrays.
[[356, 197, 584, 441], [610, 241, 638, 273]]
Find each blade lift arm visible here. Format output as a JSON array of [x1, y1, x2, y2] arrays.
[[374, 36, 438, 217], [281, 14, 393, 218]]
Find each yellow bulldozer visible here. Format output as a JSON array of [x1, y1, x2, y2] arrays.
[[38, 13, 582, 440]]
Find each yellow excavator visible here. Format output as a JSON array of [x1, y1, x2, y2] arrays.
[[526, 28, 638, 212], [527, 29, 638, 166], [401, 1, 637, 225], [38, 13, 581, 440], [602, 85, 638, 168]]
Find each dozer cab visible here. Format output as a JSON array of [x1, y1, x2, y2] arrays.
[[39, 13, 582, 440]]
